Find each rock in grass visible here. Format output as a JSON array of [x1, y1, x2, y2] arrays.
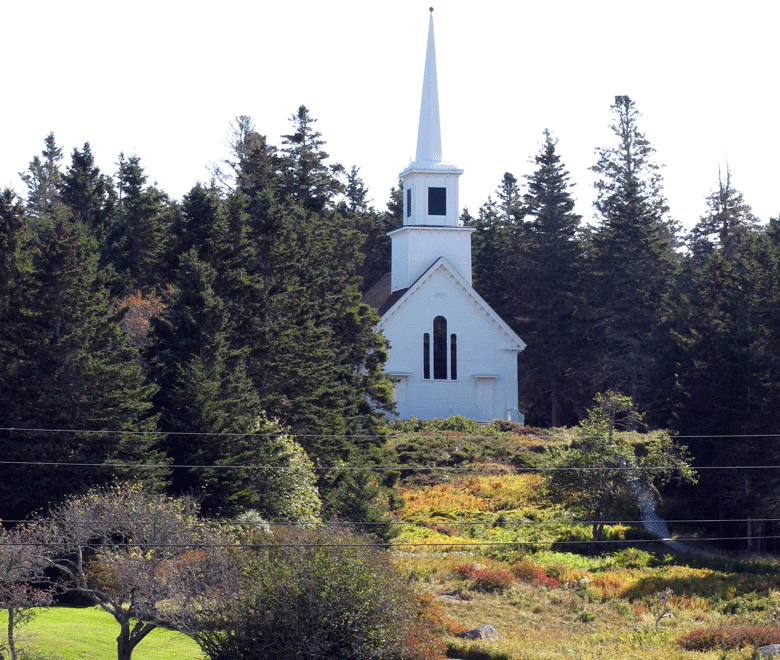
[[759, 645, 780, 658], [458, 624, 501, 640]]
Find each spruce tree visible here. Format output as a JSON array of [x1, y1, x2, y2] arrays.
[[518, 130, 584, 426], [582, 96, 679, 405], [108, 154, 171, 294], [60, 143, 116, 240], [279, 105, 344, 211], [19, 132, 64, 229], [0, 208, 162, 519], [687, 164, 760, 262]]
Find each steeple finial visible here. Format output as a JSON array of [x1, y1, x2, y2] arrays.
[[414, 8, 442, 165]]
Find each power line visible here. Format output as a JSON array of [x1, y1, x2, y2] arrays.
[[2, 536, 778, 550], [6, 518, 778, 527], [1, 426, 778, 440], [0, 458, 777, 471]]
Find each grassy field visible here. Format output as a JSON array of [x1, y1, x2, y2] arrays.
[[386, 422, 780, 659], [5, 605, 203, 660]]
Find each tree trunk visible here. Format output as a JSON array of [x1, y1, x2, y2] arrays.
[[7, 608, 17, 660]]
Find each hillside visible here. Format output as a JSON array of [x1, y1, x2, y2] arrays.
[[384, 420, 780, 660]]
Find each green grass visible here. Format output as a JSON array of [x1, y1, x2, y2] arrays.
[[4, 605, 203, 660]]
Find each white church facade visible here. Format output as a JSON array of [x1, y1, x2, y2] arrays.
[[363, 9, 525, 423]]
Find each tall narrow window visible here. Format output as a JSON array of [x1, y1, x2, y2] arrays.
[[433, 316, 447, 379], [450, 333, 457, 380], [423, 333, 430, 379], [428, 187, 446, 215], [406, 188, 412, 217]]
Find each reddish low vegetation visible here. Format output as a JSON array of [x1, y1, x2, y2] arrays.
[[678, 625, 780, 651], [454, 563, 514, 593]]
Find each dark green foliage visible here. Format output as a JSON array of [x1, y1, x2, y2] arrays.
[[581, 96, 679, 405], [543, 393, 696, 547], [325, 465, 398, 543], [211, 115, 280, 196], [59, 142, 116, 239], [19, 132, 64, 229], [0, 189, 28, 317], [688, 164, 760, 261], [107, 154, 172, 294], [339, 166, 400, 293], [0, 208, 163, 518], [469, 135, 584, 427], [517, 130, 584, 426], [186, 525, 438, 660], [279, 105, 344, 211]]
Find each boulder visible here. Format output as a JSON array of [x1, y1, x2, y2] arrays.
[[458, 624, 501, 640]]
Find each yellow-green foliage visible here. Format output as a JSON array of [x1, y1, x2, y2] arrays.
[[399, 474, 548, 522], [387, 428, 780, 660]]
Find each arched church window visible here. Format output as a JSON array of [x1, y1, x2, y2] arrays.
[[423, 333, 430, 379], [450, 333, 457, 380], [433, 316, 447, 379]]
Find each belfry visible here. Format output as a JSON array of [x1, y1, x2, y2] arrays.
[[364, 9, 525, 422]]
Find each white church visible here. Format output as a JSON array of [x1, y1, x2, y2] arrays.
[[363, 9, 526, 423]]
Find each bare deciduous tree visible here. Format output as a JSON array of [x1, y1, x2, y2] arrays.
[[29, 483, 224, 660]]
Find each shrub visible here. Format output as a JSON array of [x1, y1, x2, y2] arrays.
[[472, 569, 513, 593], [187, 525, 443, 660], [453, 563, 514, 594], [678, 625, 780, 651], [511, 561, 562, 589]]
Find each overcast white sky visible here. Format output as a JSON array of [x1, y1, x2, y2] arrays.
[[2, 1, 778, 231]]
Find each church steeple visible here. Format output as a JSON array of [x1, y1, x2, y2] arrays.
[[399, 8, 463, 229], [415, 8, 442, 166], [390, 8, 472, 294]]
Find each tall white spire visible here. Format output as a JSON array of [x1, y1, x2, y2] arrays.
[[414, 8, 442, 165]]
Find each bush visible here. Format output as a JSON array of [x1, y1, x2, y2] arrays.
[[678, 625, 780, 651], [453, 563, 514, 593], [188, 525, 443, 660], [511, 561, 562, 589]]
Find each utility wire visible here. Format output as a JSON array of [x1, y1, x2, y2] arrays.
[[1, 426, 779, 440], [0, 459, 775, 471]]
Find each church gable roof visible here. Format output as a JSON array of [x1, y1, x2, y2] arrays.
[[377, 257, 525, 351], [361, 272, 408, 317]]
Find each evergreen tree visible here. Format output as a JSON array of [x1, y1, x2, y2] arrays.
[[19, 132, 64, 229], [0, 190, 28, 318], [338, 166, 394, 292], [60, 143, 116, 242], [108, 154, 171, 294], [0, 209, 162, 519], [495, 171, 524, 226], [150, 248, 274, 516], [687, 163, 759, 261], [469, 193, 518, 325], [279, 105, 344, 211], [582, 96, 679, 405], [517, 130, 584, 426], [669, 227, 780, 550], [212, 115, 280, 197]]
